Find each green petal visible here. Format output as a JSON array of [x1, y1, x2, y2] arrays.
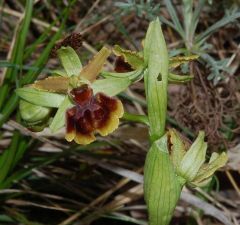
[[16, 87, 65, 108], [57, 46, 82, 77], [101, 69, 143, 82], [80, 46, 111, 82], [168, 73, 193, 83]]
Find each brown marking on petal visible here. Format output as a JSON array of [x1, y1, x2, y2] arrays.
[[95, 93, 124, 136], [114, 56, 133, 73], [70, 85, 93, 105], [75, 109, 95, 134]]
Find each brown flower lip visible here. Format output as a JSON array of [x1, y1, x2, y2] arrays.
[[65, 85, 124, 145]]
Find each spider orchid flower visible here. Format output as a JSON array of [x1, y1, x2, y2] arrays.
[[16, 46, 130, 144]]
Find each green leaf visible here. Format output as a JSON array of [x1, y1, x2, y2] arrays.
[[144, 134, 183, 225], [178, 131, 207, 181], [113, 45, 144, 70], [168, 73, 193, 83], [190, 0, 206, 38], [50, 96, 73, 132], [164, 0, 185, 38], [92, 78, 130, 96], [144, 18, 169, 140], [101, 69, 143, 82], [16, 87, 65, 108], [183, 0, 194, 44], [0, 0, 33, 109], [57, 46, 82, 76]]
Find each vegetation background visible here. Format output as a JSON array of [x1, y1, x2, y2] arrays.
[[0, 0, 239, 224]]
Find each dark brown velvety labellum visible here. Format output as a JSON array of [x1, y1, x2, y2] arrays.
[[65, 85, 123, 145]]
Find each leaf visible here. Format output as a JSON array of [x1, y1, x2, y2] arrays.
[[169, 55, 199, 68], [101, 69, 143, 82], [178, 131, 207, 181], [50, 96, 73, 132], [113, 45, 144, 70], [144, 18, 169, 140], [196, 12, 240, 44], [80, 46, 111, 82], [0, 0, 33, 109], [57, 46, 82, 76], [168, 73, 193, 83], [92, 78, 130, 96], [32, 76, 69, 93], [144, 134, 183, 225], [16, 87, 65, 108], [164, 0, 185, 38]]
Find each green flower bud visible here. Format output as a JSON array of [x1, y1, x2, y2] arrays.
[[144, 134, 183, 225], [144, 130, 228, 225], [19, 100, 52, 131], [169, 129, 228, 186]]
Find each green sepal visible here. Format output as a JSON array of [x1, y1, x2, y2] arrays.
[[144, 134, 183, 225], [92, 78, 130, 96], [49, 96, 73, 132], [191, 152, 228, 187], [16, 87, 65, 108], [144, 18, 169, 140], [101, 69, 143, 82], [113, 45, 144, 70], [57, 46, 82, 77], [51, 69, 67, 77], [178, 131, 207, 181], [168, 73, 193, 83]]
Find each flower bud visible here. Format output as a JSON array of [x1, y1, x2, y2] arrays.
[[169, 129, 228, 186], [19, 100, 52, 131], [144, 130, 228, 225]]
